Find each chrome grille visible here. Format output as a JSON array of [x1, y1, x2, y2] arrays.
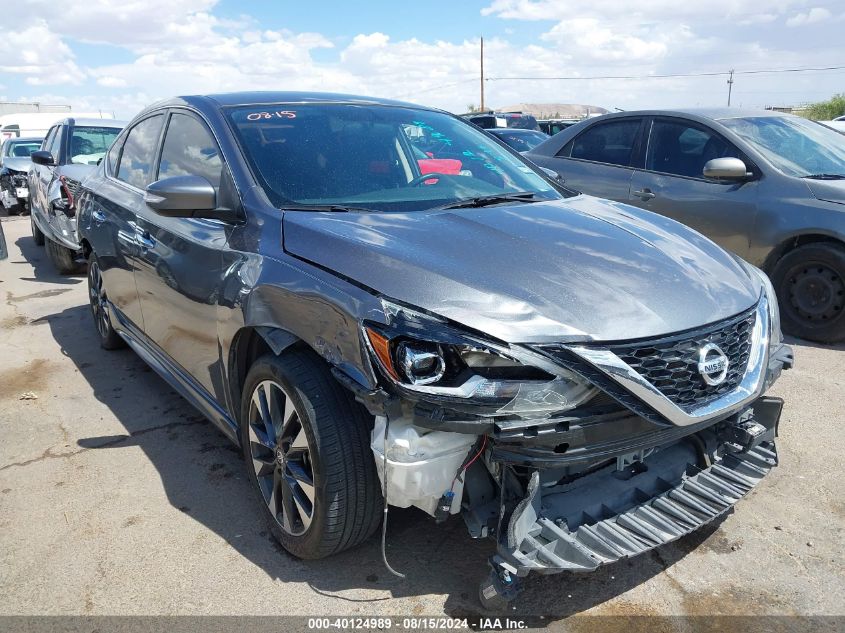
[[63, 177, 83, 200], [605, 308, 756, 411]]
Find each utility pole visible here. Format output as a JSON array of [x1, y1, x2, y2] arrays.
[[480, 36, 485, 112], [727, 69, 734, 106]]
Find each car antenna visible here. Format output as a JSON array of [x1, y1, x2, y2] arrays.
[[381, 414, 406, 579]]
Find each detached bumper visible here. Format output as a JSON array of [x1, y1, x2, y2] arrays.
[[505, 441, 776, 574], [498, 398, 782, 576]]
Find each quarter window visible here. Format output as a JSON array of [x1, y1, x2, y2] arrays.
[[158, 113, 222, 187], [117, 115, 165, 189], [563, 119, 641, 167], [646, 120, 739, 178]]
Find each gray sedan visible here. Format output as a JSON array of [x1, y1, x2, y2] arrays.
[[526, 108, 845, 343]]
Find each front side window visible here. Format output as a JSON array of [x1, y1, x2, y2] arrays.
[[720, 115, 845, 178], [227, 104, 566, 211], [158, 113, 222, 187], [70, 126, 122, 165], [563, 119, 641, 167], [117, 115, 165, 189], [47, 126, 63, 161], [646, 120, 739, 178]]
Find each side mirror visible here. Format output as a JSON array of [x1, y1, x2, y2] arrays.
[[31, 150, 55, 166], [145, 175, 217, 217], [539, 166, 564, 182], [702, 157, 750, 181]]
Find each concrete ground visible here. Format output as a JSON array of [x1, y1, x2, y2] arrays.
[[1, 214, 843, 622]]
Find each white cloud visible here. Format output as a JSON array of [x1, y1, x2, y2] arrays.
[[785, 7, 831, 26], [0, 21, 85, 85]]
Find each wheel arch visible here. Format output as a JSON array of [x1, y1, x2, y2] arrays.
[[762, 232, 845, 274]]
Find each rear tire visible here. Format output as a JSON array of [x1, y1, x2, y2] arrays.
[[30, 214, 45, 246], [87, 255, 125, 350], [46, 238, 80, 274], [240, 349, 382, 559], [771, 243, 845, 344]]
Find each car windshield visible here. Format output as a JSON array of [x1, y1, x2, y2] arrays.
[[70, 126, 121, 165], [720, 116, 845, 177], [226, 103, 565, 211], [5, 141, 41, 157], [494, 130, 549, 152]]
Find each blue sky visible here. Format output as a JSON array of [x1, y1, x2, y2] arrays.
[[1, 0, 843, 119]]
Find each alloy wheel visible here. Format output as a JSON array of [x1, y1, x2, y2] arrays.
[[247, 380, 316, 536], [88, 260, 111, 339]]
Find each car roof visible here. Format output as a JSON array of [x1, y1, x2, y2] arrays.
[[150, 92, 437, 112], [489, 128, 544, 135], [593, 107, 794, 122], [64, 118, 128, 128], [4, 136, 43, 143]]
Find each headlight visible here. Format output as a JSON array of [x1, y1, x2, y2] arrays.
[[740, 260, 783, 349], [363, 306, 597, 416]]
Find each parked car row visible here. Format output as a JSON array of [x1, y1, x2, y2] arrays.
[[0, 136, 42, 214], [525, 108, 845, 344], [13, 90, 792, 611]]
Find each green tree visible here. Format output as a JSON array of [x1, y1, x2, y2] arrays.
[[801, 94, 845, 120]]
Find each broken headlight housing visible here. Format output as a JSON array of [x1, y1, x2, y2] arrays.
[[739, 259, 782, 351], [363, 307, 597, 416]]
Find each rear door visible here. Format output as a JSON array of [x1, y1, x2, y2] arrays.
[[542, 117, 645, 202], [131, 109, 230, 396], [628, 117, 759, 258], [93, 113, 167, 329]]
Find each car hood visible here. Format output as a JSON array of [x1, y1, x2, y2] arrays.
[[1, 157, 32, 173], [282, 195, 761, 343], [804, 178, 845, 205]]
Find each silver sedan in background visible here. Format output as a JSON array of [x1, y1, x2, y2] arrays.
[[526, 108, 845, 343]]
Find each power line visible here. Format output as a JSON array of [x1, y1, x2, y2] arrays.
[[485, 64, 845, 82]]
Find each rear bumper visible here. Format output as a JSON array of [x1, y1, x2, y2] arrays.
[[496, 397, 781, 576]]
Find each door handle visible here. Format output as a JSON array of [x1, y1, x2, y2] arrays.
[[632, 188, 656, 201], [135, 230, 155, 250], [92, 209, 106, 224]]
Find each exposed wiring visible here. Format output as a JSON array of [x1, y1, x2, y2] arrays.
[[450, 434, 488, 492], [380, 416, 405, 579]]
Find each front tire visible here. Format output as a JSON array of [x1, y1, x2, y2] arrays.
[[240, 350, 382, 559], [31, 214, 45, 246], [46, 238, 80, 274], [771, 243, 845, 343]]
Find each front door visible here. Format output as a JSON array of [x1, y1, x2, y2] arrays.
[[628, 117, 759, 258], [132, 110, 229, 396]]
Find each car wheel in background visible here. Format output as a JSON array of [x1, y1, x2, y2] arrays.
[[240, 350, 382, 560], [87, 255, 125, 350], [772, 243, 845, 343], [30, 214, 45, 246], [46, 238, 80, 274]]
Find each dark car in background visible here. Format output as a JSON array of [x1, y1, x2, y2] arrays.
[[488, 128, 549, 153], [0, 136, 43, 214], [29, 117, 125, 273], [527, 108, 845, 343], [538, 119, 580, 136], [463, 110, 541, 131], [77, 92, 791, 609]]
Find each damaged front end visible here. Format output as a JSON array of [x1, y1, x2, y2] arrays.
[[348, 288, 792, 600]]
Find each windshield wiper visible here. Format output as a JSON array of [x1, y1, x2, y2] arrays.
[[435, 191, 541, 210], [802, 173, 845, 180], [284, 204, 375, 213]]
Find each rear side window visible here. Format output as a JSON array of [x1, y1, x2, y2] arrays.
[[563, 119, 641, 167], [117, 115, 165, 189], [158, 113, 222, 187], [647, 119, 740, 178]]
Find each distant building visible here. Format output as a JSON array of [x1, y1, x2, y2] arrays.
[[495, 103, 609, 119], [0, 101, 72, 116]]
